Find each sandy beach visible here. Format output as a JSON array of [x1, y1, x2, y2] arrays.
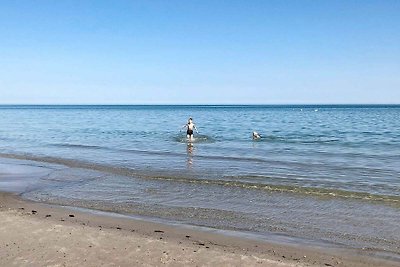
[[0, 192, 398, 267]]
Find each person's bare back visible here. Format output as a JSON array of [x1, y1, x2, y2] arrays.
[[183, 118, 198, 141]]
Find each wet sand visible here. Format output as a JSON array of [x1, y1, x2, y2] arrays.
[[1, 193, 398, 267]]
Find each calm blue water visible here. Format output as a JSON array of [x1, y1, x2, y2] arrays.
[[0, 105, 399, 254]]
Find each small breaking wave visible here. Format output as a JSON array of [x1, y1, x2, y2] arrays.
[[50, 143, 103, 149], [1, 152, 399, 207], [173, 134, 216, 144]]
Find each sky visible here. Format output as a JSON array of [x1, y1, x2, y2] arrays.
[[0, 0, 399, 104]]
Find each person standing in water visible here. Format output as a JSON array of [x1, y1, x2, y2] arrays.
[[182, 117, 198, 141]]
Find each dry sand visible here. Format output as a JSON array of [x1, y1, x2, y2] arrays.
[[0, 193, 398, 267]]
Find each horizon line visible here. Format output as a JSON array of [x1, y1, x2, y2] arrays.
[[0, 103, 399, 106]]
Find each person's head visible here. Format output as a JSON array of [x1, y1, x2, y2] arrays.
[[188, 117, 193, 123]]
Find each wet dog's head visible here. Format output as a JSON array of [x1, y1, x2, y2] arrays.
[[252, 131, 261, 139]]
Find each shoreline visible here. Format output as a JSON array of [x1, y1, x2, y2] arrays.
[[1, 192, 399, 267]]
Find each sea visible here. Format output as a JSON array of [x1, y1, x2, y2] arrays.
[[0, 105, 399, 257]]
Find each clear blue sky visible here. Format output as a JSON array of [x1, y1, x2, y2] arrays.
[[1, 0, 399, 104]]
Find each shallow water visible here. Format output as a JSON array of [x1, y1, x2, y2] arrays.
[[0, 105, 399, 254]]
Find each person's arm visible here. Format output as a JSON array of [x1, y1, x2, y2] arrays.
[[194, 124, 199, 134]]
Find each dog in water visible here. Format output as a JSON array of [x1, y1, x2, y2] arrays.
[[252, 131, 261, 140]]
